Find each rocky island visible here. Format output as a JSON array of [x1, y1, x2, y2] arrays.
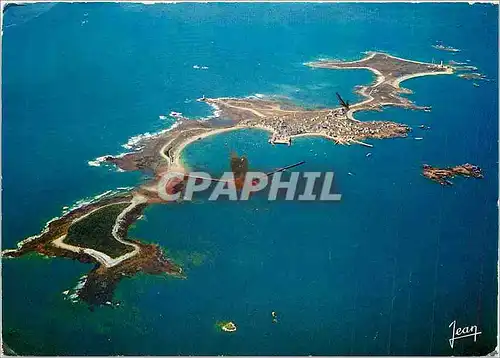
[[217, 321, 237, 332], [432, 43, 461, 52], [422, 163, 484, 185]]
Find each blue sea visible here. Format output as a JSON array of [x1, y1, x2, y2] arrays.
[[2, 3, 498, 356]]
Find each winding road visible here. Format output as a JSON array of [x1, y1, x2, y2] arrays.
[[51, 195, 147, 268]]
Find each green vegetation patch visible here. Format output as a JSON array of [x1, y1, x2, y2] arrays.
[[65, 203, 133, 258]]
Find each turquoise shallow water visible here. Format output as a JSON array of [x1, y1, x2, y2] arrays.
[[2, 3, 498, 355]]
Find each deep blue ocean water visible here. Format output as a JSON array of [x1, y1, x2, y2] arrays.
[[2, 3, 498, 355]]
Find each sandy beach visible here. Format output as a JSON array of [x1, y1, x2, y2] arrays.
[[170, 125, 276, 169], [392, 67, 454, 87], [171, 126, 241, 168]]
